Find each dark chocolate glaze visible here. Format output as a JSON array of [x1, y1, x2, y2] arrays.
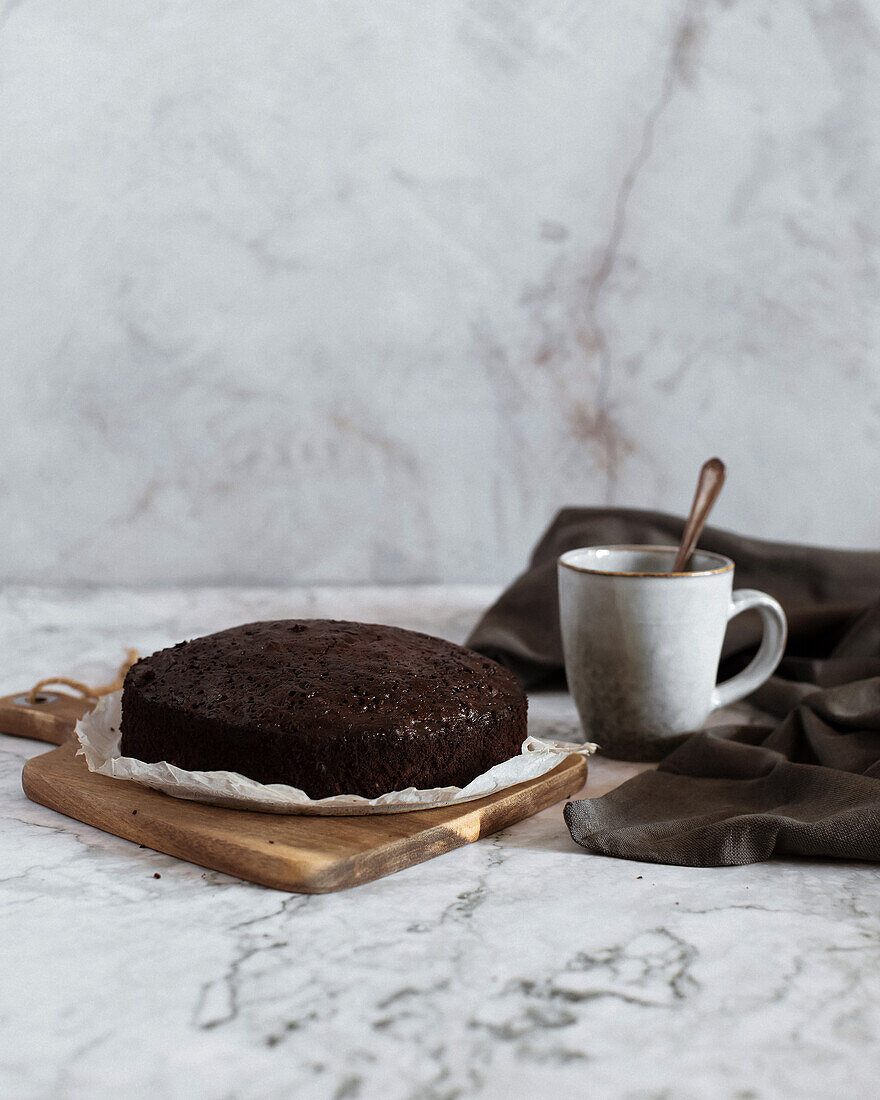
[[119, 619, 528, 798]]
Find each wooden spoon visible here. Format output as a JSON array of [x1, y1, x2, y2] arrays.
[[672, 457, 726, 572]]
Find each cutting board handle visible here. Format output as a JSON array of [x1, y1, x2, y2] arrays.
[[0, 691, 93, 745]]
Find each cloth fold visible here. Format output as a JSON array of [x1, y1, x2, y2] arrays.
[[466, 508, 880, 866]]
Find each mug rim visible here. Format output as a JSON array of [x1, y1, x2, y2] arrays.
[[558, 544, 734, 579]]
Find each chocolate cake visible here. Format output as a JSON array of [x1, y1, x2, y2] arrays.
[[119, 620, 527, 798]]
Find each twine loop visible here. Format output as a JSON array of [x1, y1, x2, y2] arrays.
[[27, 648, 139, 705]]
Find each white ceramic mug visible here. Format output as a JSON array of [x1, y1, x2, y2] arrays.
[[557, 545, 787, 760]]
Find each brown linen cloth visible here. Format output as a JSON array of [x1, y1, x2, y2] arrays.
[[466, 508, 880, 866]]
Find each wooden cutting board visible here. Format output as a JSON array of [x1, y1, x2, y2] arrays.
[[3, 691, 588, 893], [0, 689, 93, 743]]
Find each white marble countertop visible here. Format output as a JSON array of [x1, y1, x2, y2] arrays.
[[2, 585, 880, 1099]]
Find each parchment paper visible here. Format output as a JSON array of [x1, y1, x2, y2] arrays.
[[75, 692, 596, 815]]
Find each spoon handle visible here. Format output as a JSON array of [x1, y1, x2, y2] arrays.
[[672, 458, 726, 573]]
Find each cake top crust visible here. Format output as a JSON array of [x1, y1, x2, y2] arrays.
[[124, 619, 524, 737]]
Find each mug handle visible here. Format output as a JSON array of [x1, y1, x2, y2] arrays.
[[710, 589, 788, 709]]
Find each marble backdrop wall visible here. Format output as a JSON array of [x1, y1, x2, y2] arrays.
[[1, 0, 879, 584]]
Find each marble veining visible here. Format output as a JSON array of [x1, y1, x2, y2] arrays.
[[2, 585, 880, 1098], [2, 1, 880, 586]]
